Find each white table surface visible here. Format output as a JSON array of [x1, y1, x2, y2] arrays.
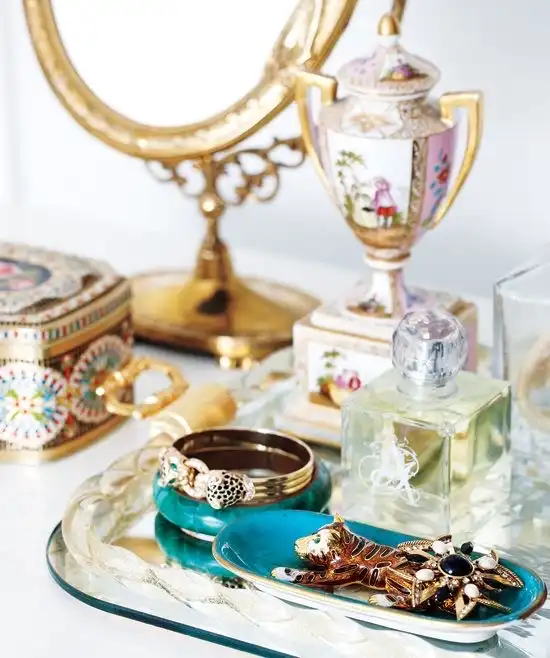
[[0, 236, 491, 658]]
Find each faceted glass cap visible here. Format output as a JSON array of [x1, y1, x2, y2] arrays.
[[392, 309, 468, 387]]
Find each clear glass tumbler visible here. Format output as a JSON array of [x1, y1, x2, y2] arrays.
[[494, 247, 550, 459]]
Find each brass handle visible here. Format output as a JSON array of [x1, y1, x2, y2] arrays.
[[432, 91, 483, 229], [97, 357, 188, 420], [295, 71, 337, 199]]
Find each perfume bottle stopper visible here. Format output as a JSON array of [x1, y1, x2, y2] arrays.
[[392, 309, 467, 389]]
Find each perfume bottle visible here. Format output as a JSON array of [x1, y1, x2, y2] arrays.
[[341, 309, 511, 540]]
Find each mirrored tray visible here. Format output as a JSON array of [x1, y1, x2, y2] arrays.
[[48, 347, 550, 657]]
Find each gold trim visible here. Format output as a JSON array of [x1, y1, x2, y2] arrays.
[[0, 305, 130, 363], [212, 540, 547, 631], [180, 527, 216, 543], [295, 71, 338, 198], [40, 279, 130, 331], [408, 139, 428, 230], [378, 13, 400, 36], [0, 280, 131, 360], [432, 91, 483, 228], [24, 0, 358, 161], [48, 306, 130, 359], [0, 414, 127, 462]]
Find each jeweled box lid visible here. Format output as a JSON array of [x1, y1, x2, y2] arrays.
[[0, 242, 122, 325], [336, 13, 440, 99]]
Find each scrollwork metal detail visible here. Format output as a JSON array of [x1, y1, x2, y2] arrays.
[[146, 136, 306, 220]]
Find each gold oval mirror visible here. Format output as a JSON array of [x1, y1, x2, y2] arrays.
[[27, 0, 356, 159], [24, 0, 404, 368]]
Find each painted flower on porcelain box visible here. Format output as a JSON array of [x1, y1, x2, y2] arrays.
[[310, 347, 364, 409], [0, 258, 51, 292]]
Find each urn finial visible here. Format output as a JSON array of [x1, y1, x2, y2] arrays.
[[378, 13, 400, 37]]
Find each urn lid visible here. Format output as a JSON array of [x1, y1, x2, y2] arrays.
[[336, 13, 440, 99], [392, 309, 467, 389]]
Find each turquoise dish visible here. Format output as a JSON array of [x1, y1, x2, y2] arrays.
[[213, 510, 547, 644], [153, 460, 332, 539]]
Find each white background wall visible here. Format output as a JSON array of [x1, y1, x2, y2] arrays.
[[0, 0, 548, 300]]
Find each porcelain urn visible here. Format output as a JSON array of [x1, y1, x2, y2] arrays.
[[295, 13, 483, 318]]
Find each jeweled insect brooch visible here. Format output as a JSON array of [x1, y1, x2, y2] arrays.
[[271, 515, 524, 619]]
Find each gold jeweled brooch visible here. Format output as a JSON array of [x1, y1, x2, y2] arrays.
[[385, 535, 524, 620]]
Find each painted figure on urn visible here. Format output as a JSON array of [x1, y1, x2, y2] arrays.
[[296, 12, 483, 319]]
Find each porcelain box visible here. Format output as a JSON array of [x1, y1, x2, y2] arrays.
[[0, 243, 133, 461]]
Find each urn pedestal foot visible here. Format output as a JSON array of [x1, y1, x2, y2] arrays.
[[275, 288, 478, 447]]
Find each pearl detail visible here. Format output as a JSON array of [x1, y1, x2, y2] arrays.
[[416, 568, 435, 582], [477, 556, 497, 570], [432, 540, 448, 555], [464, 583, 480, 599]]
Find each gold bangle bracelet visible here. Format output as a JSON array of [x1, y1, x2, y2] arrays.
[[158, 428, 315, 509]]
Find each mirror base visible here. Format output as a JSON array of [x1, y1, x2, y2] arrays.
[[131, 270, 318, 369]]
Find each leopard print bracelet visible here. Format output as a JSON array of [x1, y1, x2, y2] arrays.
[[158, 428, 315, 509]]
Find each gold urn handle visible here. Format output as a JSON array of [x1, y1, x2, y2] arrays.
[[295, 71, 337, 198], [432, 91, 483, 228], [97, 356, 189, 420]]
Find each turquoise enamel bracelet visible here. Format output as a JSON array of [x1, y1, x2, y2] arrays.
[[153, 458, 332, 541]]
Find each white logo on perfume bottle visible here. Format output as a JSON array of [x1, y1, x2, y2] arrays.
[[359, 425, 420, 504]]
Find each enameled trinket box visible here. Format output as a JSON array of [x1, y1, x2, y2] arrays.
[[0, 242, 133, 461], [278, 13, 481, 444]]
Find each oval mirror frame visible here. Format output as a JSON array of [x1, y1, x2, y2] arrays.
[[24, 0, 358, 160]]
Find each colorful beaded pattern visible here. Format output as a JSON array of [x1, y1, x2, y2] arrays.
[[0, 286, 132, 343], [69, 335, 131, 424], [0, 363, 69, 448]]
